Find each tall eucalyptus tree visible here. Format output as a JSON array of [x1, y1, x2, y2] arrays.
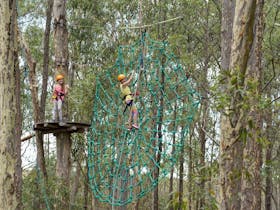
[[0, 0, 21, 209]]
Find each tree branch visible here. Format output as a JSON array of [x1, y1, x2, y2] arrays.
[[269, 96, 280, 105], [262, 58, 276, 92], [200, 126, 220, 146], [21, 133, 35, 142]]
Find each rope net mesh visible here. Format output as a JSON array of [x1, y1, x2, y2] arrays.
[[87, 33, 200, 206]]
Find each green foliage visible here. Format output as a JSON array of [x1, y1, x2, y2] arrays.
[[24, 26, 45, 62], [68, 71, 96, 123], [18, 0, 45, 19], [22, 169, 38, 210], [166, 192, 188, 210]]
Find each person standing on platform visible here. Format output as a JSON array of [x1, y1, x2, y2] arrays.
[[52, 73, 69, 126]]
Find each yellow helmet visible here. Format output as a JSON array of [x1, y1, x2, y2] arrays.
[[117, 74, 126, 81], [56, 74, 64, 81]]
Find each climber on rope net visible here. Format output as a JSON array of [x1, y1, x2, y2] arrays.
[[52, 72, 69, 126], [117, 73, 140, 130]]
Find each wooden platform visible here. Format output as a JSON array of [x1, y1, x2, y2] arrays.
[[34, 121, 90, 134]]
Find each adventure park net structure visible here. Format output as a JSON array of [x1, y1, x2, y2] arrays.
[[87, 33, 200, 206]]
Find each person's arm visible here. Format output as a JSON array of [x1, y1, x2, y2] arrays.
[[52, 85, 57, 100], [122, 73, 133, 87], [64, 84, 69, 95]]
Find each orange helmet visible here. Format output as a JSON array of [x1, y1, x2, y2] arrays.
[[117, 74, 126, 81], [56, 74, 64, 81]]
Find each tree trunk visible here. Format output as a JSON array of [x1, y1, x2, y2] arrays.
[[153, 63, 165, 210], [55, 133, 71, 209], [53, 0, 71, 209], [240, 0, 264, 209], [40, 0, 54, 119], [32, 1, 54, 200], [0, 0, 19, 209], [178, 127, 185, 210], [188, 133, 193, 210], [264, 89, 273, 210], [15, 18, 22, 210], [18, 0, 53, 187], [264, 134, 272, 210], [53, 0, 68, 70], [20, 34, 48, 189], [221, 0, 235, 71], [31, 0, 54, 190], [84, 161, 89, 210], [198, 2, 210, 208], [198, 108, 206, 209], [220, 0, 257, 209], [219, 2, 236, 209], [169, 102, 177, 210], [70, 164, 81, 208]]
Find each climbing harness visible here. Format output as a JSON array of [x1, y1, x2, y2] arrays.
[[52, 92, 65, 101], [123, 99, 133, 114], [52, 86, 66, 101]]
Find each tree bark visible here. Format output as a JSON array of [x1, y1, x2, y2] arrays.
[[53, 0, 68, 70], [0, 0, 20, 209], [70, 164, 81, 208], [40, 0, 54, 120], [153, 61, 165, 210], [53, 0, 71, 209], [168, 102, 177, 210], [20, 34, 48, 185], [198, 104, 207, 210], [221, 0, 235, 71], [220, 0, 257, 209], [34, 0, 54, 193], [84, 161, 89, 210], [178, 128, 185, 210], [219, 2, 236, 208], [152, 6, 168, 209], [18, 1, 53, 190], [55, 133, 71, 209], [198, 2, 210, 208], [15, 17, 22, 210], [188, 133, 193, 210], [240, 0, 264, 209], [264, 90, 273, 210]]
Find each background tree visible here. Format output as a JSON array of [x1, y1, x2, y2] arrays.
[[53, 0, 71, 209], [219, 0, 265, 209], [0, 0, 21, 209]]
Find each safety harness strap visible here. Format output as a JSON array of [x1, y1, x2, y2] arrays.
[[53, 91, 65, 101], [123, 100, 133, 114], [122, 93, 133, 101]]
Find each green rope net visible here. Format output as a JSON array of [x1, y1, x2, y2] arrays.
[[87, 33, 200, 206]]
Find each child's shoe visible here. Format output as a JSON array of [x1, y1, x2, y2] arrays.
[[132, 124, 139, 129]]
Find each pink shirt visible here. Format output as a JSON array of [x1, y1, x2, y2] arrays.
[[53, 84, 66, 101]]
